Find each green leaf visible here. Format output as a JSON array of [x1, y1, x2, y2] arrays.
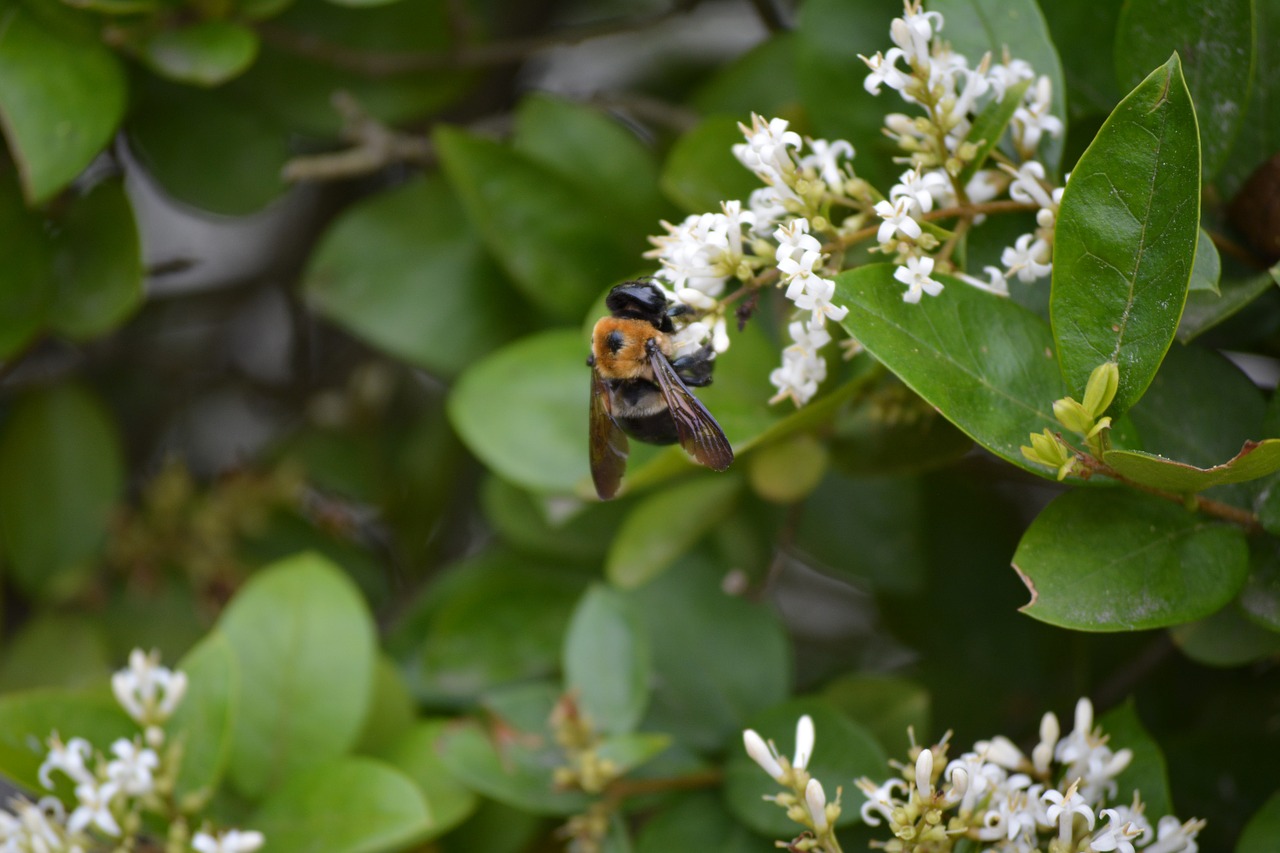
[[169, 631, 237, 804], [0, 171, 50, 357], [1188, 229, 1221, 293], [794, 0, 900, 188], [724, 699, 886, 837], [1013, 489, 1249, 631], [252, 756, 432, 853], [0, 613, 110, 691], [636, 791, 763, 853], [0, 383, 124, 600], [606, 476, 742, 588], [49, 179, 143, 340], [435, 125, 639, 321], [1115, 0, 1254, 179], [834, 264, 1063, 475], [127, 80, 290, 215], [376, 720, 479, 838], [1240, 540, 1280, 631], [1171, 602, 1280, 665], [385, 551, 587, 705], [1098, 700, 1172, 819], [691, 34, 800, 120], [932, 0, 1067, 174], [562, 585, 651, 734], [1039, 2, 1123, 116], [821, 673, 931, 752], [448, 329, 589, 494], [1177, 270, 1274, 342], [304, 175, 522, 378], [1103, 440, 1280, 492], [1051, 54, 1201, 413], [353, 655, 417, 756], [596, 731, 671, 777], [658, 115, 761, 215], [434, 718, 591, 815], [631, 556, 790, 752], [513, 94, 666, 234], [0, 690, 134, 793], [480, 476, 627, 564], [1218, 0, 1279, 198], [0, 7, 126, 203], [1239, 789, 1280, 853], [218, 552, 377, 798], [141, 21, 260, 86]]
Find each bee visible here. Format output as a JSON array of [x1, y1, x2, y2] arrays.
[[587, 281, 733, 499]]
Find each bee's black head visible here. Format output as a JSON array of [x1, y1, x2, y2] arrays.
[[606, 280, 671, 330]]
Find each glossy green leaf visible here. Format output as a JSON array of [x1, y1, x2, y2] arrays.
[[933, 0, 1067, 174], [1050, 54, 1201, 412], [1013, 489, 1249, 631], [0, 690, 134, 793], [448, 329, 588, 493], [1104, 440, 1280, 492], [1039, 2, 1123, 116], [480, 476, 627, 563], [794, 0, 900, 188], [631, 556, 790, 752], [636, 791, 763, 853], [563, 585, 651, 734], [0, 7, 126, 203], [385, 550, 586, 705], [1177, 270, 1274, 342], [958, 78, 1031, 186], [218, 552, 377, 798], [0, 384, 124, 600], [596, 731, 671, 777], [724, 699, 886, 837], [435, 719, 591, 815], [127, 80, 290, 215], [0, 613, 110, 691], [141, 21, 260, 86], [0, 172, 50, 357], [169, 631, 237, 803], [353, 656, 417, 756], [1188, 229, 1221, 293], [1115, 0, 1253, 179], [49, 179, 143, 340], [1239, 789, 1280, 853], [1098, 700, 1173, 819], [1172, 601, 1280, 665], [1218, 0, 1279, 198], [305, 175, 522, 378], [834, 264, 1063, 475], [658, 115, 761, 215], [252, 756, 432, 853], [821, 673, 931, 752], [606, 476, 741, 588], [435, 125, 639, 321], [513, 94, 666, 233], [376, 720, 478, 838]]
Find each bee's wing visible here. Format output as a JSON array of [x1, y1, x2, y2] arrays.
[[647, 342, 734, 471], [589, 369, 629, 499]]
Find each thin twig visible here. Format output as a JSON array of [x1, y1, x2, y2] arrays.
[[281, 92, 435, 182]]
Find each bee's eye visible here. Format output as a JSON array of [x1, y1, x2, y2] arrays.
[[605, 330, 626, 354]]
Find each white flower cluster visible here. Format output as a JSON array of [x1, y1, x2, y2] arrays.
[[849, 698, 1205, 853], [643, 0, 1068, 409], [742, 715, 842, 848], [862, 0, 1065, 295], [0, 649, 264, 853]]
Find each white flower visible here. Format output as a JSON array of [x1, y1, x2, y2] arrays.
[[987, 57, 1035, 100], [647, 212, 735, 296], [1014, 75, 1063, 155], [890, 167, 948, 215], [955, 265, 1008, 296], [741, 715, 816, 782], [112, 648, 188, 727], [805, 778, 829, 832], [944, 66, 991, 125], [192, 829, 266, 853], [770, 348, 827, 407], [800, 138, 855, 192], [785, 321, 831, 356], [1001, 232, 1052, 282], [861, 48, 910, 95], [890, 4, 944, 66], [106, 739, 159, 796], [874, 198, 923, 244], [733, 114, 802, 186], [774, 219, 823, 279], [68, 781, 121, 837], [894, 256, 944, 303], [747, 186, 792, 235], [1032, 711, 1060, 775], [10, 798, 64, 852], [1091, 808, 1144, 853], [1147, 816, 1205, 853], [785, 273, 848, 325], [1043, 782, 1095, 846], [855, 775, 908, 826], [39, 735, 94, 790], [1006, 160, 1055, 210], [915, 747, 934, 799], [965, 168, 1007, 205]]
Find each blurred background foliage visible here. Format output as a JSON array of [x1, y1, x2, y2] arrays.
[[0, 0, 1278, 850]]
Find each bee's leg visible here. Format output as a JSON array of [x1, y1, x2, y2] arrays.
[[670, 344, 716, 387], [586, 353, 596, 367]]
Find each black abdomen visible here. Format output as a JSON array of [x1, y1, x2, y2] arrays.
[[616, 410, 678, 444]]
